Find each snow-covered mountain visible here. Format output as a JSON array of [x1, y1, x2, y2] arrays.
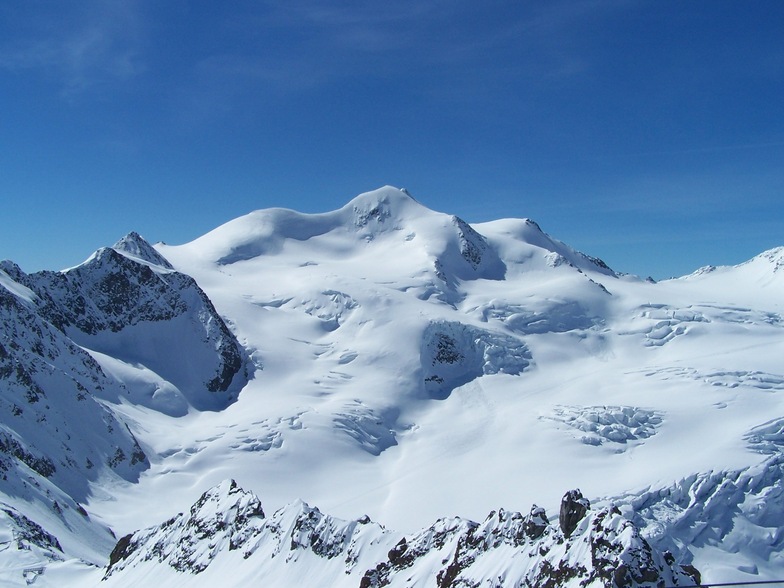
[[1, 186, 782, 586], [2, 233, 249, 415]]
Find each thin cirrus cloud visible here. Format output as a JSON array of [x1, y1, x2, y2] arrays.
[[0, 0, 145, 93], [206, 0, 618, 92], [0, 1, 623, 112]]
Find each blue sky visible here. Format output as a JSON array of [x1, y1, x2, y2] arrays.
[[1, 1, 782, 279]]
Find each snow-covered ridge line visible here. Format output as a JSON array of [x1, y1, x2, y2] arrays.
[[161, 186, 615, 279], [103, 480, 699, 588]]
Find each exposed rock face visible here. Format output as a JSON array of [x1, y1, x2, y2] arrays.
[[104, 479, 392, 580], [431, 216, 506, 286], [104, 482, 700, 588], [421, 320, 531, 399], [364, 491, 698, 588], [524, 505, 549, 540], [0, 268, 148, 501], [453, 216, 487, 269], [106, 479, 266, 575], [6, 234, 249, 411], [559, 488, 590, 537], [1, 505, 62, 554]]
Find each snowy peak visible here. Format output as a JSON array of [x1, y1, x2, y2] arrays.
[[107, 479, 266, 576], [112, 232, 174, 269], [105, 479, 393, 582], [162, 186, 510, 287], [160, 186, 616, 292], [680, 245, 784, 291], [170, 186, 430, 266], [340, 187, 507, 281], [63, 245, 249, 406], [744, 246, 784, 274], [477, 217, 616, 277], [4, 240, 249, 414], [346, 185, 419, 219], [343, 186, 426, 235]]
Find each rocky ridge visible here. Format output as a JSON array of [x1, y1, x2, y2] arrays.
[[0, 266, 147, 501], [2, 233, 249, 413], [104, 481, 699, 588], [0, 233, 251, 570]]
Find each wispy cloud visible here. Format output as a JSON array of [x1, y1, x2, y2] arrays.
[[195, 0, 631, 94], [0, 0, 146, 94]]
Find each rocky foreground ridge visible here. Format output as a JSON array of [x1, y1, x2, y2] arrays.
[[102, 480, 700, 588]]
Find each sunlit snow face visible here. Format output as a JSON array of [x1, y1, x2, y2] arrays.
[[3, 186, 784, 586]]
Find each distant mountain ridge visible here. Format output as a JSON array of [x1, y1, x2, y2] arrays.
[[166, 186, 614, 279]]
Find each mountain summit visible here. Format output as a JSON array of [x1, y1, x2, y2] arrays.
[[163, 187, 509, 284], [112, 231, 174, 269]]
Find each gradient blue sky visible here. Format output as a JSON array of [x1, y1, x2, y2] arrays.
[[1, 1, 782, 279]]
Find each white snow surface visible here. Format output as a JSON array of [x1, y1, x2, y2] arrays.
[[1, 186, 783, 586]]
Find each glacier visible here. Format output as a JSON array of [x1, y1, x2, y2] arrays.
[[1, 186, 782, 586]]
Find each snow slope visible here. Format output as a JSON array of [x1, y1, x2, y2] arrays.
[[1, 186, 783, 586]]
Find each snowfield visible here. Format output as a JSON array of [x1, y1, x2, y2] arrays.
[[1, 186, 782, 586]]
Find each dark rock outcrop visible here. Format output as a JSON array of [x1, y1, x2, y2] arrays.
[[559, 488, 590, 537], [363, 489, 698, 588], [421, 320, 531, 399], [104, 479, 389, 579]]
